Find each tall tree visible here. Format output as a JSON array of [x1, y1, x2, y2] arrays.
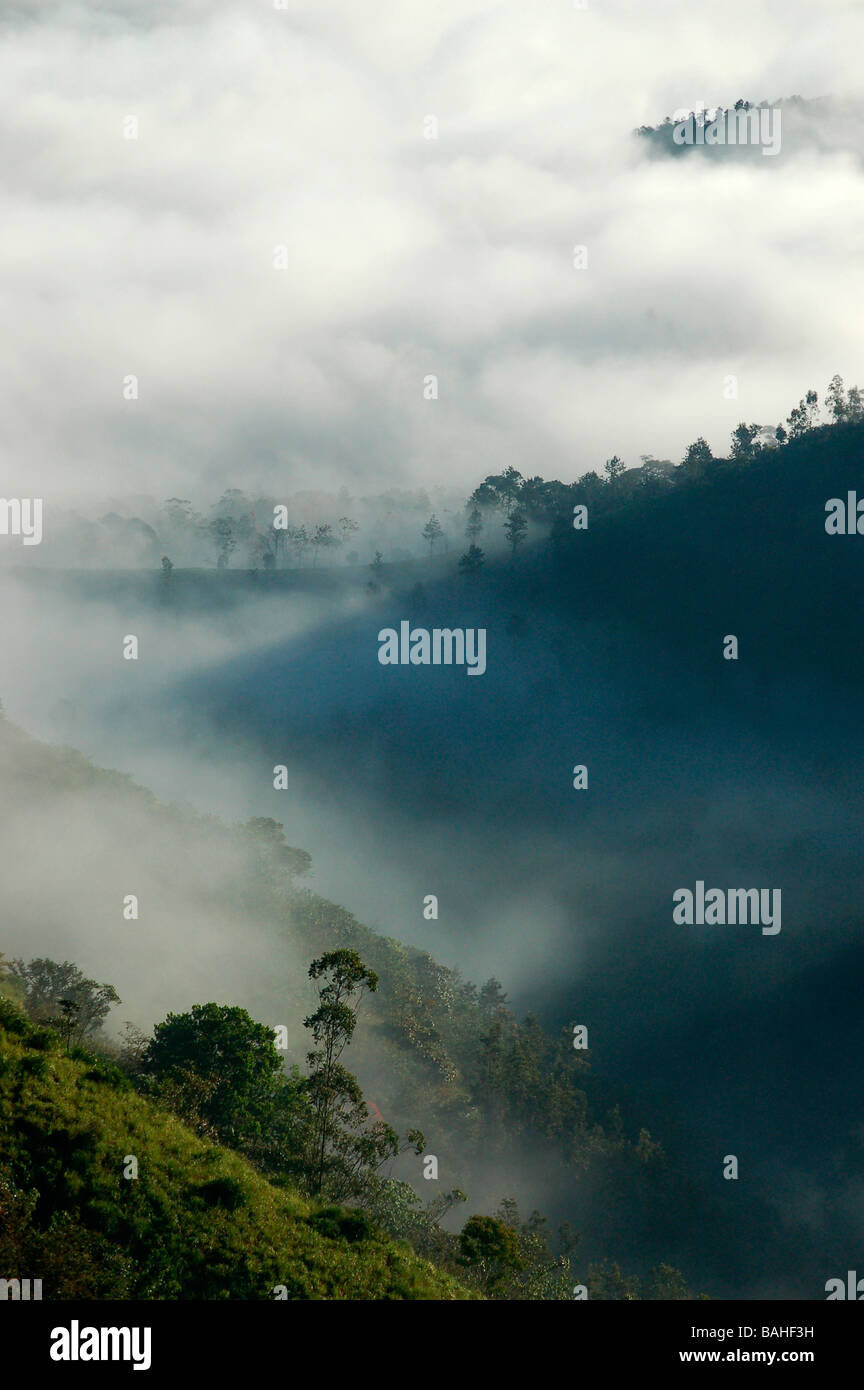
[[681, 437, 714, 476], [421, 514, 444, 554], [310, 523, 337, 566], [465, 506, 483, 544], [469, 467, 523, 515], [503, 508, 528, 555], [825, 374, 847, 422], [210, 517, 235, 569], [729, 422, 760, 461], [304, 950, 378, 1195], [303, 950, 421, 1199], [10, 959, 119, 1041], [785, 389, 819, 438]]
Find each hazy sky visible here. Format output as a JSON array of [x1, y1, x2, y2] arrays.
[[2, 0, 863, 503]]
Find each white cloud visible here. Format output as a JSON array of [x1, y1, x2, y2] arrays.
[[1, 0, 863, 502]]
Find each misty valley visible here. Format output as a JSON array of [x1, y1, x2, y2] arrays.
[[3, 398, 864, 1308], [1, 5, 862, 1345]]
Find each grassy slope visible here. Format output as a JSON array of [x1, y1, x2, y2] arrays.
[[0, 1002, 474, 1300]]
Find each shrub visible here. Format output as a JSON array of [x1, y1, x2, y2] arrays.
[[194, 1177, 248, 1211], [308, 1206, 372, 1243]]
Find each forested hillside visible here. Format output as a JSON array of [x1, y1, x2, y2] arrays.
[[0, 712, 703, 1298], [0, 996, 474, 1300]]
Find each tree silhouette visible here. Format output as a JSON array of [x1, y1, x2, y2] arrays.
[[503, 509, 528, 555], [458, 543, 485, 577], [422, 514, 444, 554], [465, 506, 483, 544]]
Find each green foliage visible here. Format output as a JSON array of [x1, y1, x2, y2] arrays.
[[786, 388, 819, 438], [0, 1009, 474, 1300], [303, 950, 402, 1200], [459, 1214, 524, 1290], [458, 1202, 579, 1300], [140, 1003, 287, 1148], [130, 955, 425, 1213], [586, 1257, 703, 1301], [586, 1259, 641, 1300], [364, 1179, 467, 1264], [10, 957, 119, 1043], [308, 1206, 372, 1243], [17, 1054, 48, 1078], [193, 1177, 248, 1210], [0, 1175, 135, 1298], [0, 997, 28, 1035], [366, 1186, 585, 1301], [0, 953, 25, 1008], [82, 1062, 130, 1090]]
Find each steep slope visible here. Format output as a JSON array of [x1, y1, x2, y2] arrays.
[[0, 711, 801, 1296], [0, 998, 474, 1300]]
